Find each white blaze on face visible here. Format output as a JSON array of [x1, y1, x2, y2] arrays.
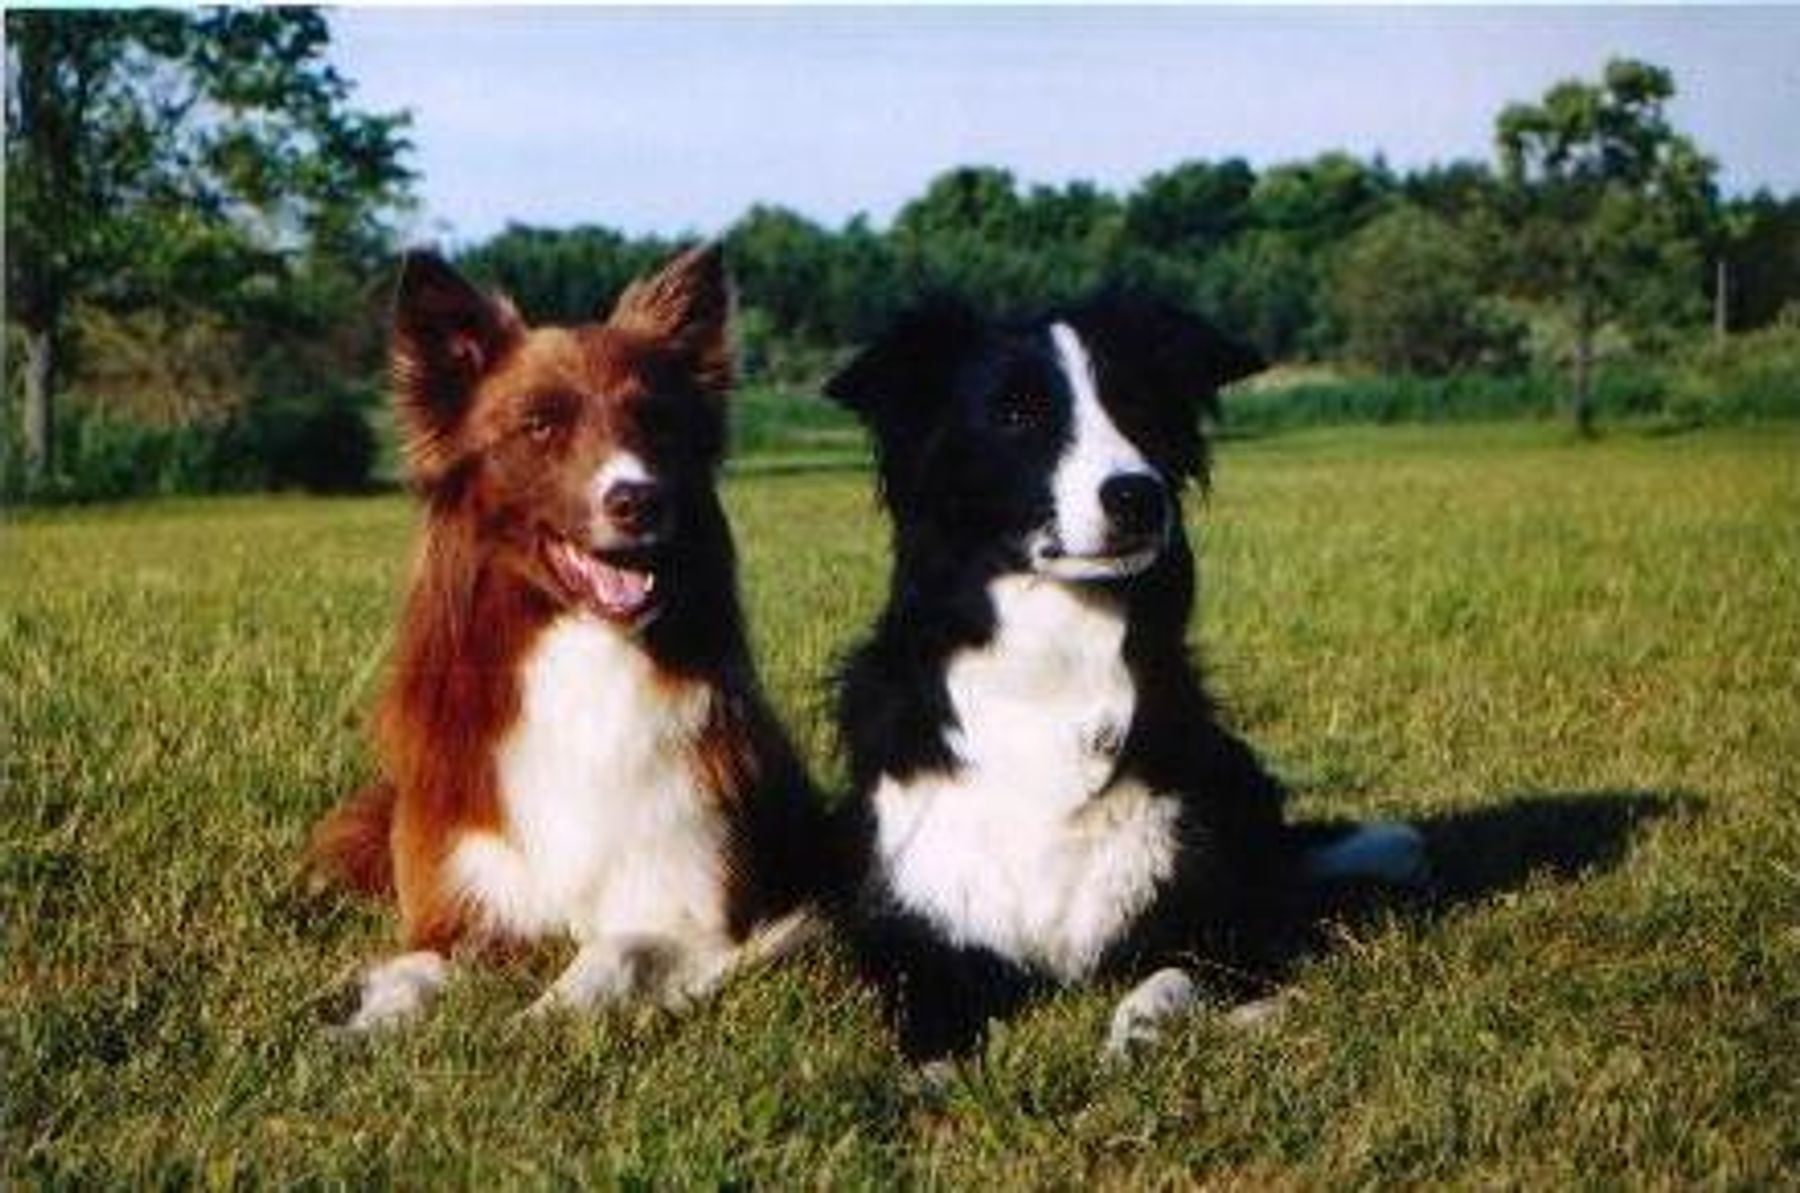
[[587, 449, 651, 545], [1041, 323, 1159, 578], [591, 449, 650, 504]]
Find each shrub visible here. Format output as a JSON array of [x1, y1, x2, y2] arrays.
[[1328, 206, 1527, 375], [1667, 317, 1800, 423], [9, 405, 253, 503], [6, 389, 378, 505], [1223, 366, 1674, 433], [249, 385, 379, 494]]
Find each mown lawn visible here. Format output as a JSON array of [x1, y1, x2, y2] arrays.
[[5, 423, 1798, 1184]]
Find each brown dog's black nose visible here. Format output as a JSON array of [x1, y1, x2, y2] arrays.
[[1099, 473, 1166, 539], [603, 479, 668, 536]]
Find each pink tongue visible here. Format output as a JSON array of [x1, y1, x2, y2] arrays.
[[548, 540, 654, 620]]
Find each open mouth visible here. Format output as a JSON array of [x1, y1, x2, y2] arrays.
[[543, 537, 661, 625]]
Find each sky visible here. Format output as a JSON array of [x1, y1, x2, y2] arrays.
[[329, 6, 1800, 245]]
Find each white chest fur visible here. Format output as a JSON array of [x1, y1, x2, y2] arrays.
[[448, 616, 729, 945], [873, 576, 1182, 981]]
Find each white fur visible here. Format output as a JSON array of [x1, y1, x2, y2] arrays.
[[1035, 323, 1161, 578], [525, 910, 819, 1017], [1223, 991, 1293, 1030], [1102, 973, 1294, 1062], [341, 951, 450, 1034], [1102, 966, 1197, 1061], [588, 450, 656, 550], [450, 616, 739, 1009], [591, 449, 650, 498], [1303, 821, 1431, 887], [874, 575, 1183, 982]]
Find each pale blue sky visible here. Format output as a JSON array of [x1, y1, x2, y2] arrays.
[[329, 6, 1800, 244]]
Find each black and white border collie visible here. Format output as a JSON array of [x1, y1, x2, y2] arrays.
[[824, 292, 1428, 1063]]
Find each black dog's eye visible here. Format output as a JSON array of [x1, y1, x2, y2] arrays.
[[995, 390, 1048, 434]]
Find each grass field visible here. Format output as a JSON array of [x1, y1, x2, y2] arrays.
[[5, 423, 1798, 1184]]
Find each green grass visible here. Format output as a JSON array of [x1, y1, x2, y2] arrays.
[[5, 423, 1798, 1184]]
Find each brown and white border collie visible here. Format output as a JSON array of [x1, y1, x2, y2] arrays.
[[311, 245, 819, 1030]]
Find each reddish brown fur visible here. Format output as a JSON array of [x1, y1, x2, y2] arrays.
[[309, 245, 816, 955], [309, 780, 396, 896]]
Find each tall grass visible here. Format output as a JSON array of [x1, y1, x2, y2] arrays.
[[1224, 323, 1800, 433]]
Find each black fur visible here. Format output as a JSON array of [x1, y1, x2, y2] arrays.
[[827, 291, 1311, 1060]]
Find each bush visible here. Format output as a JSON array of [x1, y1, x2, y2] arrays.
[[730, 386, 861, 458], [1667, 318, 1800, 423], [249, 386, 379, 494], [1224, 366, 1674, 433], [6, 388, 379, 505], [1329, 206, 1526, 374], [7, 406, 253, 503]]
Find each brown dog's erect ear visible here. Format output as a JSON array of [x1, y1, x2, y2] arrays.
[[391, 250, 523, 485], [608, 242, 732, 396]]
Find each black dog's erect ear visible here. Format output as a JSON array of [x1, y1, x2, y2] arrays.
[[1161, 306, 1265, 398], [1070, 291, 1264, 486], [1079, 291, 1265, 416], [824, 296, 985, 425], [391, 250, 524, 485]]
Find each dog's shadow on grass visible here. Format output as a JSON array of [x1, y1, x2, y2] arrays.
[[1308, 787, 1692, 931], [1415, 787, 1690, 906]]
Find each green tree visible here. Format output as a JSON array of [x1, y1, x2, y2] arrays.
[[1251, 152, 1393, 249], [1400, 160, 1503, 222], [456, 224, 671, 324], [1329, 205, 1523, 375], [1156, 153, 1395, 360], [1197, 231, 1320, 360], [1124, 159, 1256, 260], [894, 166, 1027, 245], [1496, 58, 1717, 434], [889, 167, 1123, 313], [728, 205, 840, 341], [5, 8, 412, 486], [1718, 192, 1800, 332]]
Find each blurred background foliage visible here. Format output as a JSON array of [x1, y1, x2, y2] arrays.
[[6, 10, 1798, 502]]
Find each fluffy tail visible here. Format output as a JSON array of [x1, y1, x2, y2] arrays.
[[1301, 821, 1432, 888], [309, 781, 396, 896]]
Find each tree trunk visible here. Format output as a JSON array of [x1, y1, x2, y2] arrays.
[[1571, 298, 1596, 439], [22, 326, 57, 487], [1714, 257, 1729, 342]]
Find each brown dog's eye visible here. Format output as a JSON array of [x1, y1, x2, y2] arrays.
[[521, 398, 573, 441]]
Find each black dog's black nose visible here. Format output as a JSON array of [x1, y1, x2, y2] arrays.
[[1099, 473, 1167, 538], [603, 479, 668, 535]]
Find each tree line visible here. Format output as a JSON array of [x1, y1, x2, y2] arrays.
[[471, 60, 1798, 439], [7, 9, 1797, 500]]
